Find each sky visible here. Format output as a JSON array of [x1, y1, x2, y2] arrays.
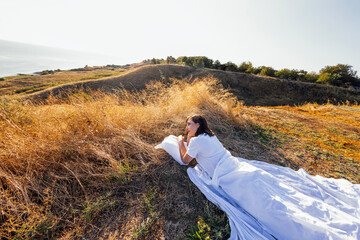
[[1, 0, 360, 74]]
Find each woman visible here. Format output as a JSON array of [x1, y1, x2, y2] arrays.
[[177, 115, 231, 177], [169, 115, 360, 240]]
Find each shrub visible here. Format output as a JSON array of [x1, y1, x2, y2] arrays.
[[238, 61, 253, 73], [304, 72, 319, 82], [251, 66, 266, 74], [176, 56, 214, 68], [275, 68, 299, 80], [319, 64, 359, 87], [317, 72, 342, 85], [166, 56, 176, 64], [150, 58, 162, 64], [224, 61, 238, 72], [213, 60, 221, 70], [260, 67, 275, 77]]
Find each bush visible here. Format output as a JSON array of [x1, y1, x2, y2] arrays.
[[275, 68, 300, 80], [166, 56, 176, 64], [260, 67, 275, 77], [213, 60, 221, 70], [304, 72, 319, 82], [238, 61, 252, 73], [176, 56, 213, 68], [319, 64, 359, 87], [150, 58, 163, 64], [251, 66, 266, 74], [317, 73, 342, 85], [223, 62, 238, 72]]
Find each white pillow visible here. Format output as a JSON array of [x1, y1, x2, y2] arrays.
[[155, 135, 188, 165]]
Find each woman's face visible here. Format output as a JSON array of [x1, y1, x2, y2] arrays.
[[186, 118, 200, 137]]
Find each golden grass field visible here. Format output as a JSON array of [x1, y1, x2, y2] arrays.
[[0, 70, 359, 239], [0, 66, 126, 97]]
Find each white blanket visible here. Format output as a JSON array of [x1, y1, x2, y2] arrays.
[[155, 135, 360, 240]]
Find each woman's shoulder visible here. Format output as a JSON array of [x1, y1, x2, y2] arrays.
[[200, 133, 216, 138], [194, 133, 216, 143]]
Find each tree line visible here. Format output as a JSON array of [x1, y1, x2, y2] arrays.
[[145, 56, 360, 89]]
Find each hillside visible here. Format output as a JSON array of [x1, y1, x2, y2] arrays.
[[28, 65, 360, 106], [0, 66, 359, 239], [36, 64, 360, 106], [1, 64, 358, 106]]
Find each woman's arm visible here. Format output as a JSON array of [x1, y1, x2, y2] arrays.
[[177, 135, 193, 164]]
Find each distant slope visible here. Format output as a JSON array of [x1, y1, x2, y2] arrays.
[[28, 64, 360, 106]]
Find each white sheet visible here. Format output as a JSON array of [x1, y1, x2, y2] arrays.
[[155, 135, 187, 165], [156, 135, 360, 240]]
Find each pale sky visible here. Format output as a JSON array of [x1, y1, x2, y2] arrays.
[[1, 0, 359, 74]]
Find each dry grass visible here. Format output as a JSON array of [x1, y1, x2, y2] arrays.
[[0, 76, 359, 239], [240, 103, 360, 182], [0, 66, 127, 97], [0, 77, 241, 239], [4, 64, 359, 108]]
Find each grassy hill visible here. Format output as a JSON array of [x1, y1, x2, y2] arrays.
[[2, 63, 359, 106], [0, 65, 359, 239], [29, 64, 360, 106]]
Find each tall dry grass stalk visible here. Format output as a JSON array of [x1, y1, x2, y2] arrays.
[[0, 77, 245, 238]]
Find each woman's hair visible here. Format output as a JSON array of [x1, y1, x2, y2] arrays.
[[186, 115, 215, 137]]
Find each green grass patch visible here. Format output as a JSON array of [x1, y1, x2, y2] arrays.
[[251, 125, 287, 147], [79, 73, 116, 81], [14, 84, 50, 94], [82, 192, 117, 223], [132, 187, 161, 239], [185, 202, 230, 240]]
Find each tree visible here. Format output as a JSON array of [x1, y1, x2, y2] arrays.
[[319, 64, 358, 86], [224, 62, 238, 72], [260, 67, 275, 77], [304, 72, 319, 82], [251, 66, 266, 74], [176, 56, 188, 65], [202, 57, 213, 68], [238, 61, 253, 73], [296, 70, 308, 81], [166, 56, 176, 64], [214, 60, 221, 69], [317, 73, 342, 85], [193, 58, 205, 68], [176, 56, 214, 68], [275, 68, 299, 80]]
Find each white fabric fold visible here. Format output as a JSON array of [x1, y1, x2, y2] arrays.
[[155, 135, 188, 165], [156, 135, 360, 240]]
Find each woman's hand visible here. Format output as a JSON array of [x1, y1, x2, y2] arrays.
[[177, 135, 184, 142], [187, 135, 193, 144], [177, 134, 193, 164]]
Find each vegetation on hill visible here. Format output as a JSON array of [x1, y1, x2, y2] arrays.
[[147, 56, 360, 89], [13, 64, 358, 108], [1, 77, 359, 239], [0, 65, 127, 97]]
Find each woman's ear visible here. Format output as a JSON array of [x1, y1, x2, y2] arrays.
[[196, 123, 200, 129]]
